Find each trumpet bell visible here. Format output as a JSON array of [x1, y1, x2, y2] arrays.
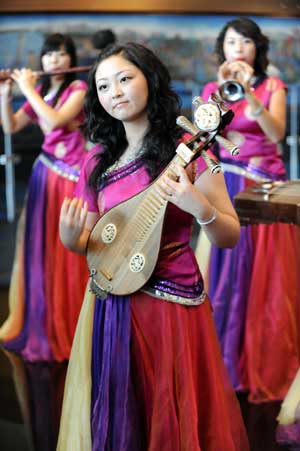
[[219, 80, 245, 102]]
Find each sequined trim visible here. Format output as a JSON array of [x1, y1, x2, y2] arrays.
[[221, 159, 285, 183], [39, 153, 80, 182], [142, 277, 206, 306], [150, 276, 204, 295], [98, 157, 144, 190], [141, 285, 207, 306]]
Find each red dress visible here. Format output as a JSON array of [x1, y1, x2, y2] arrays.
[[57, 149, 249, 450]]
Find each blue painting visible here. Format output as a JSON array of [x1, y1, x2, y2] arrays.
[[0, 13, 299, 109]]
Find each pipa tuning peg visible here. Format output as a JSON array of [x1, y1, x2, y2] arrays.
[[192, 96, 205, 109], [176, 115, 199, 135], [209, 93, 229, 112], [201, 150, 222, 174], [215, 135, 240, 156]]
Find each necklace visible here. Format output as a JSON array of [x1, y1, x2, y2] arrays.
[[106, 145, 144, 174]]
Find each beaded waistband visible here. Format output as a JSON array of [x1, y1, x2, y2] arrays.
[[39, 153, 80, 182], [91, 275, 206, 306], [142, 277, 207, 306]]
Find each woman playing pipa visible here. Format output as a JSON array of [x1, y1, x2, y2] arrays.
[[58, 42, 248, 451]]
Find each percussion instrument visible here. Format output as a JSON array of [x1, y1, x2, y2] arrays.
[[234, 180, 300, 225]]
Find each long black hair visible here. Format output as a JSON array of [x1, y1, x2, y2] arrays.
[[84, 42, 182, 189], [39, 33, 77, 107], [215, 17, 269, 76]]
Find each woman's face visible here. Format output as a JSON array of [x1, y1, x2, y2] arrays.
[[223, 27, 256, 67], [41, 45, 72, 79], [95, 54, 149, 124]]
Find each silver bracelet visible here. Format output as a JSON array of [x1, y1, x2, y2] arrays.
[[251, 103, 264, 117], [196, 207, 217, 226]]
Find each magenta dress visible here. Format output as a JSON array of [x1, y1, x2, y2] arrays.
[[202, 76, 300, 402], [0, 80, 90, 362], [56, 148, 250, 451]]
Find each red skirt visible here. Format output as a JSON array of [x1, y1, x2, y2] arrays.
[[130, 293, 249, 451], [240, 223, 300, 402]]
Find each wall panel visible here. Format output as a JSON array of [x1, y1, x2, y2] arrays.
[[0, 0, 299, 16]]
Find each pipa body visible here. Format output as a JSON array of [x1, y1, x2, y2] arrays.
[[87, 182, 168, 297]]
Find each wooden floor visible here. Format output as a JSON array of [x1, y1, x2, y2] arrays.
[[0, 284, 297, 451]]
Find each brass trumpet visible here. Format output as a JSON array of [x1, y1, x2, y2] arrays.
[[218, 80, 245, 102], [0, 65, 92, 82]]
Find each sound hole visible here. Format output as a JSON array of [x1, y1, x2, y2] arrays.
[[129, 253, 145, 273], [101, 223, 117, 243]]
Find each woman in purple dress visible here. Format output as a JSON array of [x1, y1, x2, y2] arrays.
[[201, 17, 300, 402], [57, 42, 249, 450], [0, 34, 90, 361]]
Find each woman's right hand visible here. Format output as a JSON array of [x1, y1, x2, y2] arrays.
[[59, 197, 88, 253]]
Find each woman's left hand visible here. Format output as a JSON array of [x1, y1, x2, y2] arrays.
[[59, 197, 89, 253]]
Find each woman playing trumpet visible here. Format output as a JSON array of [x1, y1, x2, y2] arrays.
[[199, 17, 299, 404], [0, 33, 92, 362]]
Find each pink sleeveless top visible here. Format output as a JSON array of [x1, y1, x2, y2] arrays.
[[22, 80, 88, 167], [202, 76, 287, 176]]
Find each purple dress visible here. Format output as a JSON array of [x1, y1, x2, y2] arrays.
[[0, 80, 91, 362]]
